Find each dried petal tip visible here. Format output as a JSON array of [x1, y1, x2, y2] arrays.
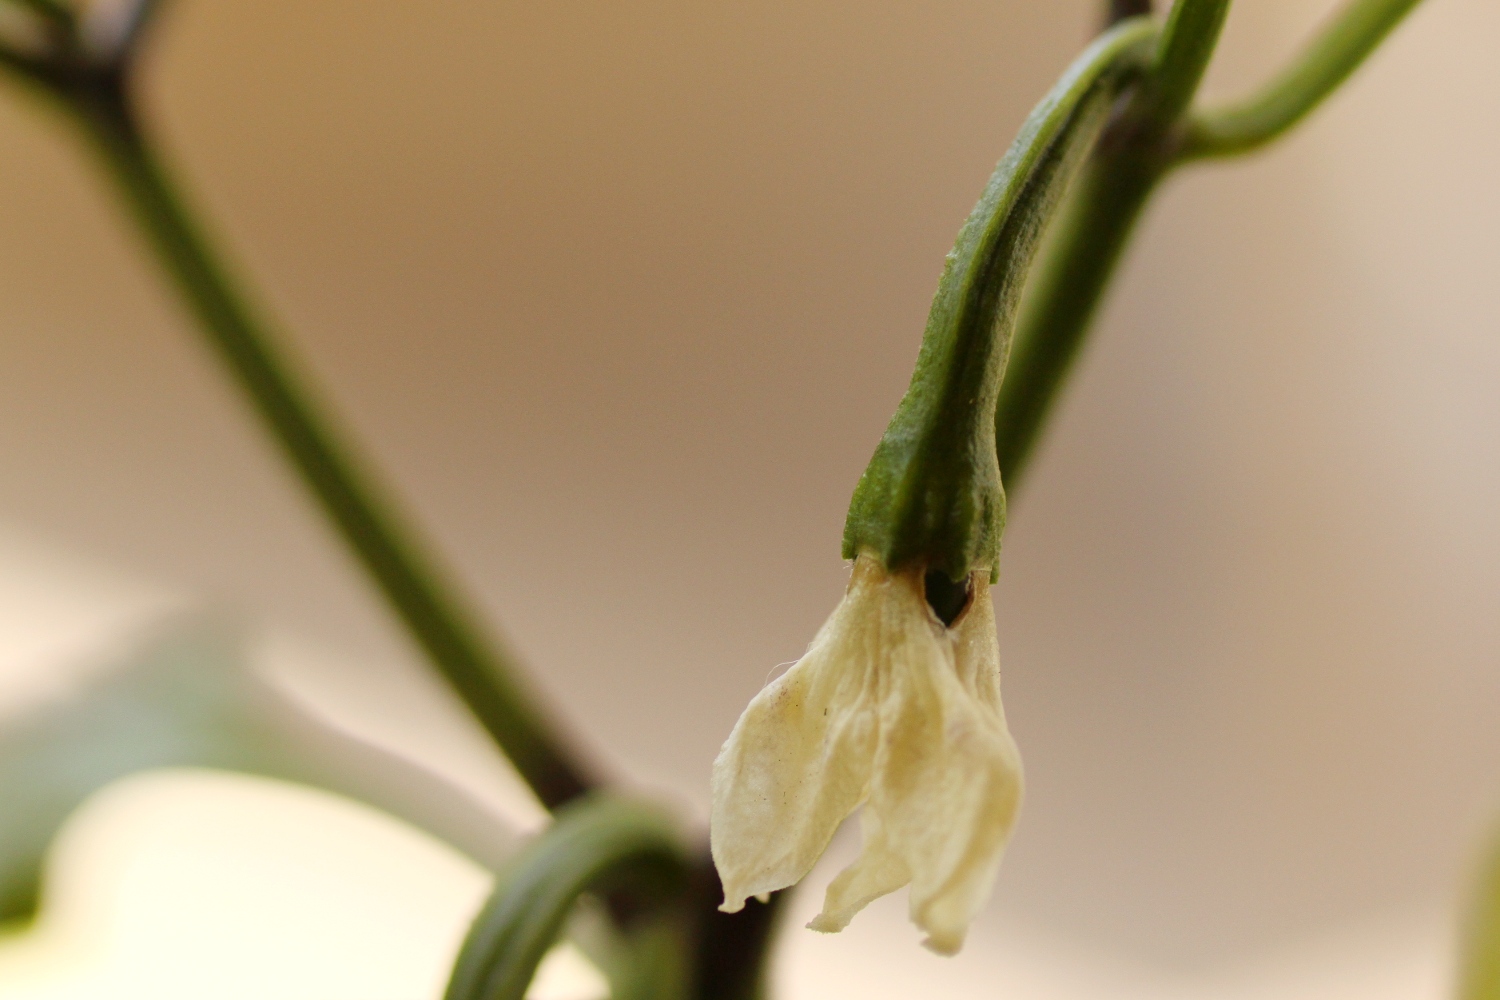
[[710, 553, 1023, 953]]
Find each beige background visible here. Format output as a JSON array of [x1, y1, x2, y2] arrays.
[[0, 0, 1498, 980]]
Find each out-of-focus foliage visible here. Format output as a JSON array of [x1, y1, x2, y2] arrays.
[[0, 616, 513, 926]]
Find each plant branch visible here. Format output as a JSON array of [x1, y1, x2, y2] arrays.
[[445, 797, 691, 1000], [843, 16, 1158, 581], [994, 145, 1161, 488], [995, 0, 1427, 490], [993, 2, 1230, 491], [1149, 0, 1232, 126], [57, 79, 597, 810], [684, 862, 784, 1000], [1180, 0, 1426, 160]]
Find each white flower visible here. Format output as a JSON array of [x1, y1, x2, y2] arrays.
[[710, 552, 1023, 955]]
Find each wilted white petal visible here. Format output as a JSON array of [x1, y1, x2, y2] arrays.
[[710, 558, 887, 912], [710, 552, 1023, 952], [812, 585, 1021, 953]]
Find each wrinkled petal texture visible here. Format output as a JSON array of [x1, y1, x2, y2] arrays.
[[710, 553, 1023, 955]]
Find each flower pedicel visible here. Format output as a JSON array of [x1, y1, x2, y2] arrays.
[[709, 21, 1161, 953]]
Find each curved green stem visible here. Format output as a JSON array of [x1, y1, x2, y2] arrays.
[[996, 0, 1428, 492], [445, 797, 691, 1000], [994, 0, 1228, 491], [994, 146, 1161, 488], [1180, 0, 1426, 160], [64, 82, 595, 810], [1150, 0, 1232, 126], [843, 16, 1158, 581]]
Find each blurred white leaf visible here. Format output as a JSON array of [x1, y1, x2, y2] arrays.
[[0, 609, 519, 922], [0, 769, 605, 1000]]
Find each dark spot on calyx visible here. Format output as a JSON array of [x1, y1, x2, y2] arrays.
[[923, 569, 972, 628]]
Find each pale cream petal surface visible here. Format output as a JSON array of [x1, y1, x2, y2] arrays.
[[806, 807, 910, 935], [711, 554, 1023, 953], [710, 558, 888, 911], [812, 574, 1023, 954]]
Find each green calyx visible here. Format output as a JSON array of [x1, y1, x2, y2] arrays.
[[842, 18, 1158, 583]]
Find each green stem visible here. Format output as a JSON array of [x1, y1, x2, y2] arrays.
[[1150, 0, 1232, 126], [1180, 0, 1426, 160], [843, 17, 1158, 581], [994, 146, 1163, 488], [684, 865, 783, 1000], [996, 0, 1428, 491], [68, 83, 595, 810], [445, 796, 691, 1000], [993, 0, 1230, 490]]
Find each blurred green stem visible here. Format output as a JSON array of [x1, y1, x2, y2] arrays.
[[994, 0, 1228, 486], [66, 80, 595, 810], [843, 16, 1158, 582], [1149, 0, 1231, 126], [445, 797, 692, 1000], [997, 0, 1424, 490], [1182, 0, 1426, 160], [993, 142, 1163, 485]]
